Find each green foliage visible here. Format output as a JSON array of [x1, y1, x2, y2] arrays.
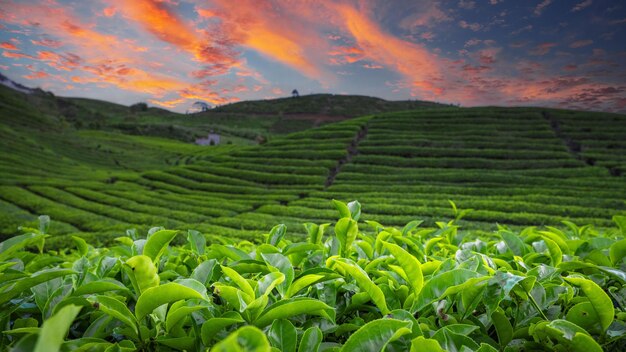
[[1, 200, 625, 351]]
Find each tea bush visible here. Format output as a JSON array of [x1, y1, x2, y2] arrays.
[[1, 201, 625, 351]]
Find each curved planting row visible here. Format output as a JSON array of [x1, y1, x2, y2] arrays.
[[2, 107, 625, 248]]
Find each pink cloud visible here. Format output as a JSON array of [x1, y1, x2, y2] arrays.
[[530, 42, 557, 56], [398, 3, 452, 29], [572, 0, 593, 12], [420, 32, 435, 41], [23, 70, 49, 79], [30, 38, 63, 48], [569, 40, 593, 48], [534, 0, 553, 16], [102, 6, 117, 17], [459, 20, 482, 31], [2, 50, 35, 59], [363, 63, 383, 69], [458, 1, 476, 10], [563, 64, 578, 71]]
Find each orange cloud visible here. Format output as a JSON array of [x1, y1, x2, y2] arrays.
[[103, 6, 117, 17], [333, 3, 444, 97], [0, 0, 246, 109], [328, 45, 365, 65], [1, 42, 18, 50], [203, 0, 327, 79], [2, 50, 34, 59], [113, 0, 238, 66], [23, 70, 49, 79]]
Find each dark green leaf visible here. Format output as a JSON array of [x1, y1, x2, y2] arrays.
[[268, 319, 297, 352]]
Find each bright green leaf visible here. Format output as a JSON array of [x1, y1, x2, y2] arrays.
[[299, 327, 323, 352], [135, 282, 206, 320], [341, 318, 412, 352], [564, 276, 614, 331], [253, 298, 335, 328], [210, 325, 271, 352], [34, 304, 82, 352], [143, 230, 178, 262]]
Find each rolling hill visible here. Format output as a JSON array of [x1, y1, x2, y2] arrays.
[[0, 80, 625, 247]]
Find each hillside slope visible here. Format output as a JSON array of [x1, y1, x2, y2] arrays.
[[1, 80, 625, 245], [212, 94, 447, 115]]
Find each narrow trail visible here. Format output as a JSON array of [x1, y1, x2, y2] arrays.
[[542, 111, 621, 177], [325, 125, 369, 188]]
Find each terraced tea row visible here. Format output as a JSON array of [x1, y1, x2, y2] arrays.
[[1, 102, 625, 247]]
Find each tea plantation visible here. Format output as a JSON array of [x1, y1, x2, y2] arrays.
[[1, 84, 626, 351], [1, 84, 624, 246]]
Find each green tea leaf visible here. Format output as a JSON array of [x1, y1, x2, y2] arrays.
[[143, 230, 178, 262], [332, 199, 351, 219], [565, 301, 602, 334], [155, 337, 195, 351], [268, 319, 297, 352], [124, 255, 159, 295], [34, 304, 82, 352], [383, 241, 423, 296], [491, 310, 513, 347], [135, 282, 206, 320], [0, 268, 76, 306], [402, 220, 423, 236], [191, 259, 218, 286], [187, 229, 206, 255], [210, 325, 271, 352], [268, 224, 287, 246], [413, 269, 481, 312], [72, 236, 88, 256], [165, 300, 208, 333], [261, 253, 294, 297], [531, 320, 602, 352], [410, 336, 445, 352], [329, 257, 389, 315], [500, 230, 527, 256], [286, 268, 340, 298], [341, 318, 412, 352], [72, 279, 128, 296], [221, 265, 255, 300], [201, 311, 245, 346], [335, 218, 358, 258], [347, 200, 361, 221], [254, 297, 335, 328], [609, 239, 626, 265], [299, 327, 323, 352], [90, 295, 138, 337], [613, 215, 626, 236], [563, 276, 614, 331], [0, 233, 45, 262]]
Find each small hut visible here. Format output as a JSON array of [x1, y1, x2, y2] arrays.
[[195, 130, 221, 145]]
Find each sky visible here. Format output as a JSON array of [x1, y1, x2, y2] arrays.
[[0, 0, 625, 113]]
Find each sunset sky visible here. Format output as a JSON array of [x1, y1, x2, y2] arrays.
[[1, 0, 625, 113]]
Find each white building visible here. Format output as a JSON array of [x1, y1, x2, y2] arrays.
[[196, 132, 220, 145]]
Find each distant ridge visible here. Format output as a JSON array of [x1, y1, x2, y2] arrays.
[[211, 93, 450, 117], [0, 73, 36, 95]]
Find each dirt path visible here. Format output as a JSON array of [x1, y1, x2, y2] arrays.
[[542, 111, 621, 176], [325, 125, 369, 188]]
